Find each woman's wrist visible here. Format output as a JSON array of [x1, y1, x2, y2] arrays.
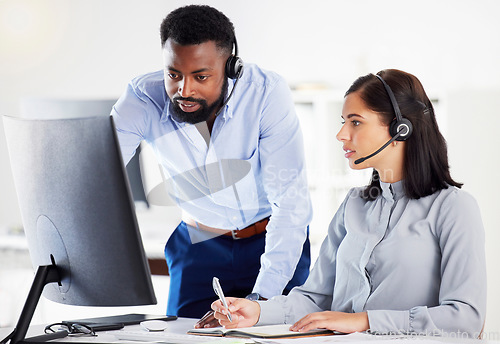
[[356, 312, 370, 332]]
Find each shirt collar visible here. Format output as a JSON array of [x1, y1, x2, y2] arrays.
[[160, 78, 235, 123], [380, 180, 404, 201]]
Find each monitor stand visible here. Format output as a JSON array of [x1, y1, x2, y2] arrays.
[[2, 258, 67, 344]]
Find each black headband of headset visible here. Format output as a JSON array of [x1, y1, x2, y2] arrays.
[[375, 74, 403, 122]]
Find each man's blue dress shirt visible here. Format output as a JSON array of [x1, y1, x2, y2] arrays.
[[111, 63, 313, 298]]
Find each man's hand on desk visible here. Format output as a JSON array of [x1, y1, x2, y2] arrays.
[[194, 311, 219, 328]]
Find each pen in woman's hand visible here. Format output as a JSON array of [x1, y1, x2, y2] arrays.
[[212, 277, 232, 322]]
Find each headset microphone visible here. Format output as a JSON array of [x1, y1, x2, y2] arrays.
[[354, 129, 404, 164], [354, 74, 413, 165]]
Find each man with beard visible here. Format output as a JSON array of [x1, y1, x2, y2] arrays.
[[112, 5, 312, 328]]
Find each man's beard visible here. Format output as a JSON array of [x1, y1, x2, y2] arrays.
[[169, 78, 228, 124]]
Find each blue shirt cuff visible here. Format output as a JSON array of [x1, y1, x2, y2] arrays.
[[253, 271, 292, 299]]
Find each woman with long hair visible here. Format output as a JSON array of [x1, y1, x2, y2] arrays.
[[211, 69, 486, 337]]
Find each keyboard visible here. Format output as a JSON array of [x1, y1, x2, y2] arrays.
[[110, 329, 237, 343]]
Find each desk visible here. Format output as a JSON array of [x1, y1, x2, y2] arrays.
[[0, 318, 194, 342], [1, 318, 498, 344]]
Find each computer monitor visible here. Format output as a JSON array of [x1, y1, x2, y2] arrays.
[[18, 97, 149, 208], [2, 115, 156, 344]]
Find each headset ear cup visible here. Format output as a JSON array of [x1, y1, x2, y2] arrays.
[[390, 118, 413, 141], [225, 55, 243, 79]]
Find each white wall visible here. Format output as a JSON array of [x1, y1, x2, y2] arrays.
[[1, 0, 499, 335], [446, 90, 500, 338]]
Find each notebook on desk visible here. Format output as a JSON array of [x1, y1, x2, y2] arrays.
[[187, 324, 337, 339]]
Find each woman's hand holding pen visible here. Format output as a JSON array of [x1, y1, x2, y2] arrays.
[[211, 297, 260, 329]]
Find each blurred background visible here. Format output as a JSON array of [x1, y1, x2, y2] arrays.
[[0, 0, 499, 337]]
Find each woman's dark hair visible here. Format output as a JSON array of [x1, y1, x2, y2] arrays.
[[160, 5, 235, 55], [345, 69, 462, 200]]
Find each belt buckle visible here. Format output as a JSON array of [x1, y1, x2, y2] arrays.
[[231, 230, 241, 240]]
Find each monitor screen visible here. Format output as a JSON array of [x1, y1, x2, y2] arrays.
[[3, 115, 156, 306]]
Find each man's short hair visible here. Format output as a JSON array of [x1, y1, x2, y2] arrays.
[[160, 5, 235, 55]]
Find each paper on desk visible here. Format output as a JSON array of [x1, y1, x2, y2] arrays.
[[201, 340, 253, 344], [247, 332, 448, 343]]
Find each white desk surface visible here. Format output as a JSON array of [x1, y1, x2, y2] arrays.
[[0, 318, 196, 342], [1, 317, 498, 344]]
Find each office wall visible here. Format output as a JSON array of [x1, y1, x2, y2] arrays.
[[446, 90, 500, 338], [1, 0, 499, 334]]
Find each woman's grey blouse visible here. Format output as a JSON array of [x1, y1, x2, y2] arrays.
[[258, 180, 486, 337]]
